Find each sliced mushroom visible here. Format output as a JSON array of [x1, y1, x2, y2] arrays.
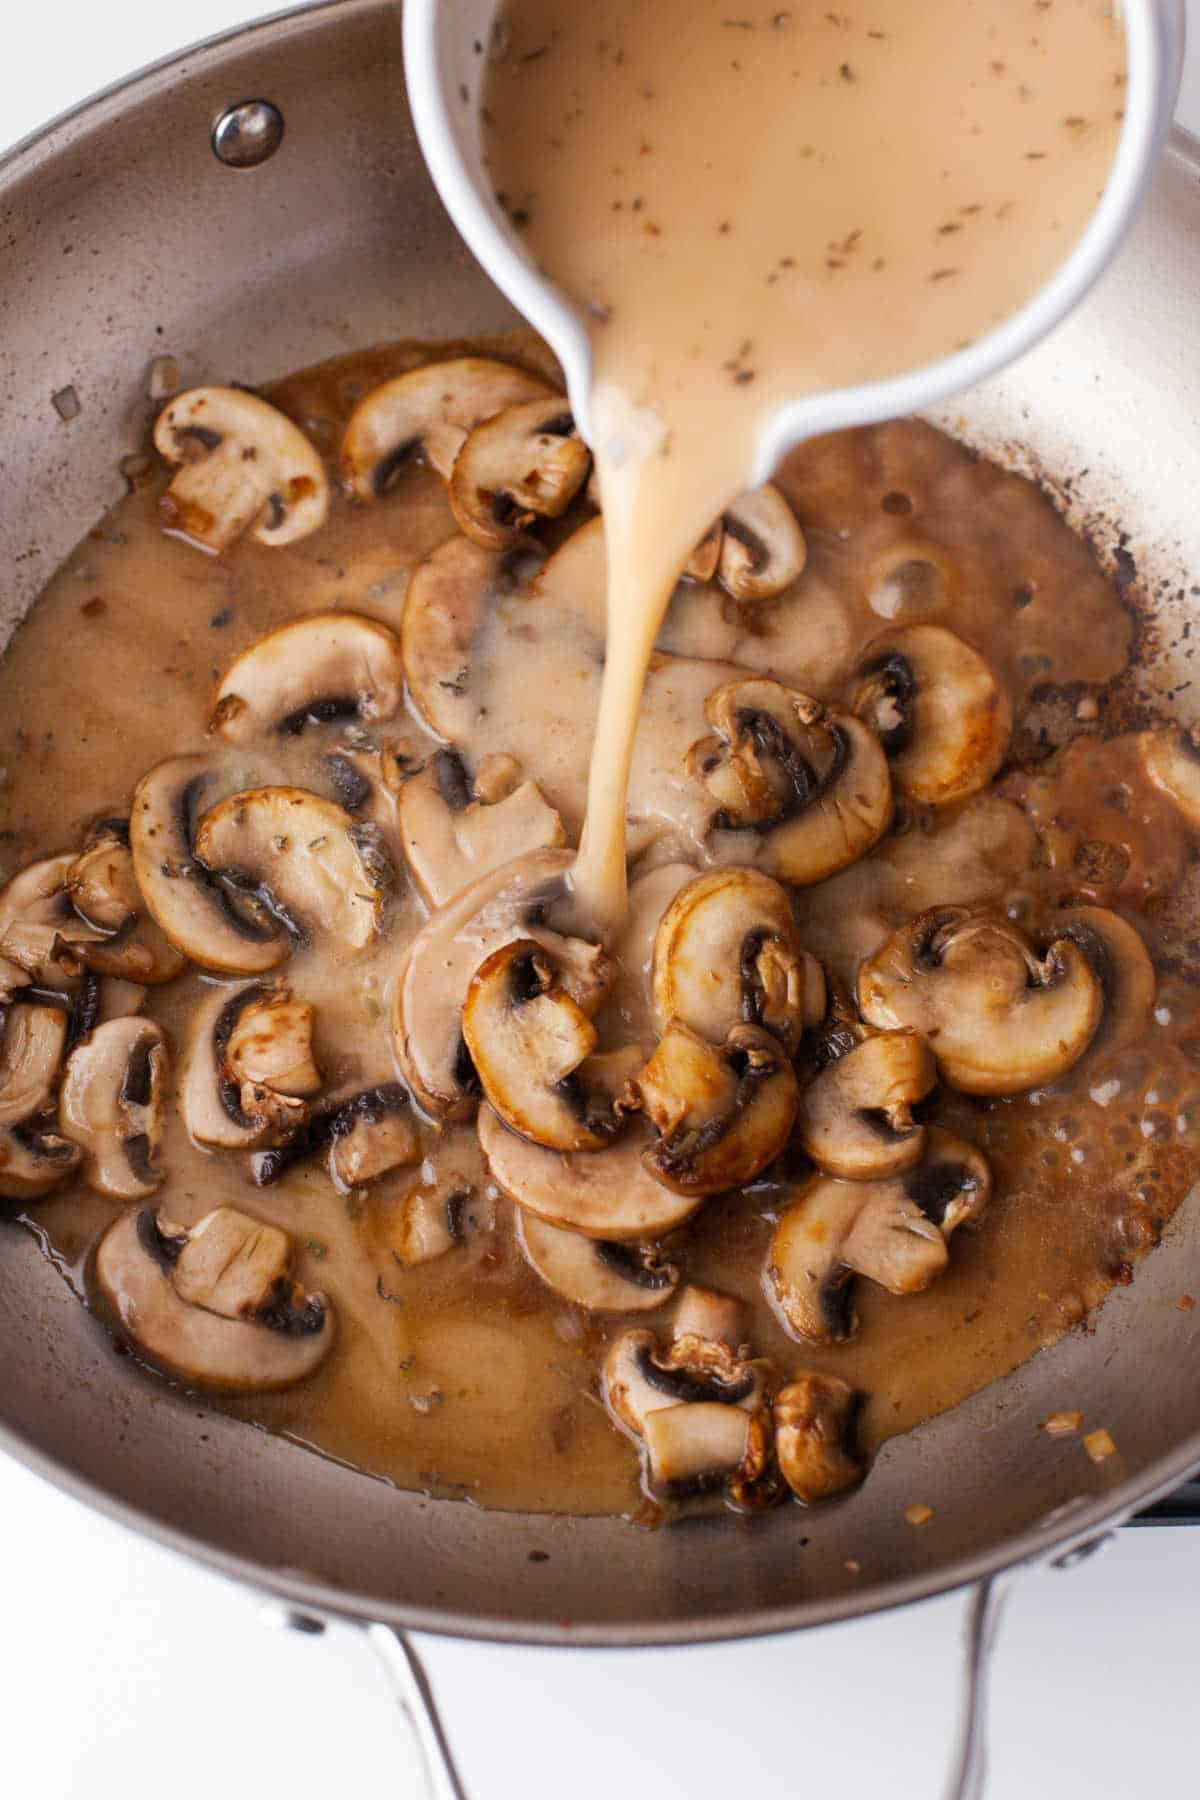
[[516, 1209, 680, 1312], [698, 679, 892, 885], [194, 786, 386, 953], [794, 1030, 936, 1181], [478, 1102, 703, 1239], [64, 820, 187, 984], [1054, 906, 1155, 1060], [180, 980, 310, 1151], [631, 1021, 800, 1197], [382, 1126, 484, 1267], [683, 519, 723, 584], [462, 939, 622, 1152], [603, 1326, 775, 1506], [652, 866, 824, 1053], [328, 1087, 421, 1192], [1138, 724, 1200, 830], [0, 1124, 82, 1201], [767, 1129, 991, 1344], [857, 908, 1102, 1095], [225, 985, 321, 1101], [0, 997, 70, 1129], [94, 1206, 334, 1392], [210, 613, 404, 743], [718, 485, 807, 602], [0, 853, 114, 989], [396, 749, 565, 908], [775, 1373, 865, 1504], [400, 534, 528, 741], [251, 1083, 419, 1191], [154, 387, 328, 553], [341, 357, 555, 499], [392, 847, 612, 1120], [130, 756, 290, 974], [390, 1185, 469, 1267], [672, 1284, 744, 1350], [851, 624, 1012, 807], [449, 395, 591, 548], [59, 1016, 167, 1200]]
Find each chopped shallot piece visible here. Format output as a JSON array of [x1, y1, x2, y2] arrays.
[[904, 1503, 934, 1527], [1084, 1428, 1117, 1465], [1042, 1410, 1083, 1438]]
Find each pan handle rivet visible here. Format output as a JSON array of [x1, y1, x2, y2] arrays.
[[211, 100, 285, 169]]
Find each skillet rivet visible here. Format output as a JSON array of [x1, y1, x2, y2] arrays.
[[211, 100, 285, 169]]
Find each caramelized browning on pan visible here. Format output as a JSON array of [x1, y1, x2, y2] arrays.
[[0, 333, 1196, 1519]]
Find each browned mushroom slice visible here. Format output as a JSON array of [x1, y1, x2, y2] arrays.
[[516, 1210, 680, 1313], [0, 1124, 82, 1201], [95, 1206, 334, 1392], [341, 357, 556, 498], [684, 519, 723, 584], [478, 1103, 702, 1240], [652, 866, 824, 1053], [154, 387, 328, 552], [1053, 906, 1155, 1060], [462, 939, 623, 1152], [194, 787, 386, 954], [671, 1284, 744, 1350], [400, 534, 531, 741], [1138, 723, 1200, 829], [794, 1030, 936, 1181], [210, 613, 405, 743], [396, 749, 565, 908], [775, 1373, 865, 1503], [449, 395, 591, 548], [851, 624, 1012, 807], [857, 908, 1102, 1095], [0, 997, 70, 1130], [631, 1021, 799, 1197], [392, 847, 612, 1120], [0, 852, 117, 989], [603, 1326, 777, 1508], [717, 485, 807, 601], [251, 1083, 419, 1191], [382, 1125, 485, 1267], [65, 820, 187, 984], [130, 756, 290, 975], [698, 678, 892, 885], [180, 980, 310, 1152], [59, 1017, 168, 1200], [767, 1130, 991, 1344]]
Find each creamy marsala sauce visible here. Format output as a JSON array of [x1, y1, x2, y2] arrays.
[[482, 0, 1127, 925], [4, 5, 1192, 1526]]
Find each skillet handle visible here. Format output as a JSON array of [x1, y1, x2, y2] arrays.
[[942, 1575, 1012, 1800], [369, 1626, 472, 1800]]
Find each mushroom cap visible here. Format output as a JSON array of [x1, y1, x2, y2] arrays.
[[633, 1021, 800, 1197], [857, 907, 1102, 1095], [767, 1129, 989, 1345], [478, 1103, 702, 1240], [775, 1373, 865, 1504], [851, 624, 1012, 808], [462, 939, 613, 1152], [1138, 724, 1200, 830], [65, 824, 187, 985], [718, 485, 807, 602], [448, 395, 590, 548], [94, 1206, 334, 1393], [701, 678, 893, 885], [396, 750, 565, 909], [391, 847, 607, 1119], [0, 998, 69, 1129], [652, 865, 824, 1053], [59, 1016, 168, 1200], [794, 1029, 936, 1181], [516, 1210, 680, 1312], [400, 534, 519, 741], [130, 756, 290, 975], [154, 387, 329, 552], [1054, 905, 1155, 1060], [340, 357, 555, 498], [210, 613, 404, 744], [194, 786, 385, 954]]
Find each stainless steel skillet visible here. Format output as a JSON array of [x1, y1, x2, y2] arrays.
[[1, 0, 1199, 1710]]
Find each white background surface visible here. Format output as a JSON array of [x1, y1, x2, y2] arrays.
[[3, 6, 1200, 1798]]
